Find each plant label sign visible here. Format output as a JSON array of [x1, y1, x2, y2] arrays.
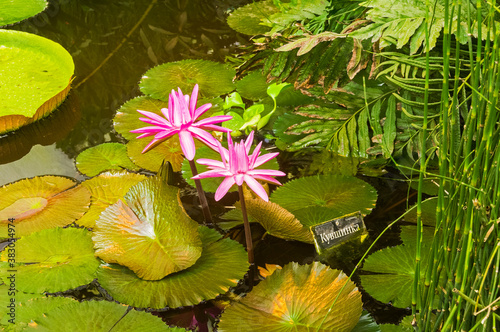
[[310, 211, 366, 254]]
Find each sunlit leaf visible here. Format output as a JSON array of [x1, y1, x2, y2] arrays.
[[97, 227, 248, 309], [127, 135, 186, 172], [271, 174, 377, 227], [93, 177, 202, 280], [0, 227, 100, 293], [139, 60, 235, 101], [0, 176, 90, 238], [78, 171, 146, 228], [0, 30, 74, 134], [0, 0, 47, 26], [217, 261, 363, 331], [226, 0, 278, 35], [76, 143, 139, 176]]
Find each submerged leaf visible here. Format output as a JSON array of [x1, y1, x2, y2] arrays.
[[93, 177, 202, 280], [217, 261, 363, 331], [97, 227, 248, 309], [0, 176, 90, 238], [76, 143, 139, 176]]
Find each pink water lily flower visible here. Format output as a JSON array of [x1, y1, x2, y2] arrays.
[[130, 84, 232, 160], [192, 131, 286, 201]]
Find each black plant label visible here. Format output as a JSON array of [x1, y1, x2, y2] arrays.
[[311, 211, 366, 254]]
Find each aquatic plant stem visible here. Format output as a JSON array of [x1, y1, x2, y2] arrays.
[[188, 159, 214, 226], [238, 185, 255, 288]]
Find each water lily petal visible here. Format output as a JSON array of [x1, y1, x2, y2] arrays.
[[244, 131, 255, 154], [193, 103, 212, 120], [137, 110, 170, 126], [195, 115, 233, 127], [178, 130, 196, 160], [249, 141, 262, 167], [248, 169, 286, 177], [253, 152, 279, 168], [199, 124, 232, 133], [244, 175, 269, 202], [189, 84, 199, 118], [154, 129, 177, 140], [252, 175, 282, 186], [192, 169, 232, 179], [215, 177, 236, 201], [141, 138, 162, 154], [188, 126, 220, 150], [235, 174, 245, 186], [196, 158, 226, 169], [130, 126, 164, 134]]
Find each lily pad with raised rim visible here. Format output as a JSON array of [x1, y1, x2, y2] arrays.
[[78, 171, 146, 228], [139, 60, 235, 101], [0, 30, 74, 134], [271, 174, 377, 227], [97, 227, 248, 309], [25, 300, 186, 331], [0, 227, 100, 293], [0, 176, 90, 238], [0, 0, 48, 26], [76, 143, 139, 177], [93, 177, 202, 280], [217, 261, 363, 331]]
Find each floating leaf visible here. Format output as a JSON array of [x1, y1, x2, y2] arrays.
[[226, 0, 278, 35], [0, 0, 48, 26], [76, 143, 139, 177], [182, 145, 280, 193], [0, 176, 90, 238], [127, 136, 186, 173], [222, 199, 314, 243], [217, 261, 363, 331], [139, 60, 235, 101], [0, 227, 100, 293], [97, 227, 248, 309], [0, 30, 74, 134], [93, 177, 202, 280], [403, 198, 437, 226], [271, 174, 377, 227], [78, 171, 146, 228], [25, 300, 186, 331], [360, 226, 434, 308], [235, 71, 269, 101]]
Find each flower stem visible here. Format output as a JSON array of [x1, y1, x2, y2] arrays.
[[188, 159, 214, 226], [238, 185, 255, 289]]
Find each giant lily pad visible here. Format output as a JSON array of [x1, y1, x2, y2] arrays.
[[0, 30, 74, 134], [0, 227, 100, 293], [226, 0, 278, 35], [93, 177, 202, 280], [360, 226, 434, 308], [76, 143, 139, 176], [0, 176, 90, 238], [139, 60, 235, 100], [222, 199, 314, 243], [78, 171, 146, 228], [25, 300, 186, 331], [97, 227, 248, 309], [217, 261, 363, 331], [0, 0, 47, 26], [271, 174, 377, 227]]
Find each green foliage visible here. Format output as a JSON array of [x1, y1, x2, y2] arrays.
[[0, 0, 47, 27], [76, 143, 139, 177]]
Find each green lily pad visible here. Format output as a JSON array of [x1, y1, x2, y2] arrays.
[[127, 135, 187, 173], [76, 143, 139, 177], [236, 71, 269, 101], [0, 30, 74, 134], [0, 291, 76, 331], [360, 226, 434, 308], [217, 261, 363, 332], [0, 0, 48, 26], [181, 145, 280, 193], [226, 0, 278, 35], [78, 171, 146, 228], [25, 300, 186, 331], [0, 176, 90, 238], [97, 226, 248, 309], [221, 199, 314, 243], [0, 227, 100, 293], [139, 60, 235, 101], [93, 177, 202, 280], [271, 174, 377, 227]]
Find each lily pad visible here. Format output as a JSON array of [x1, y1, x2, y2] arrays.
[[271, 174, 377, 227], [360, 226, 434, 308], [0, 227, 100, 293], [236, 71, 269, 101], [403, 198, 437, 226], [93, 177, 202, 280], [78, 171, 146, 228], [0, 176, 90, 238], [181, 145, 280, 193], [0, 30, 74, 134], [0, 0, 48, 26], [97, 227, 248, 309], [127, 136, 187, 172], [139, 60, 235, 100], [25, 300, 186, 331], [222, 199, 314, 243], [217, 261, 363, 331], [226, 0, 278, 35], [76, 143, 139, 176]]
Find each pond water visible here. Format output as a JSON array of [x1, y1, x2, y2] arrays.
[[1, 0, 412, 330]]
